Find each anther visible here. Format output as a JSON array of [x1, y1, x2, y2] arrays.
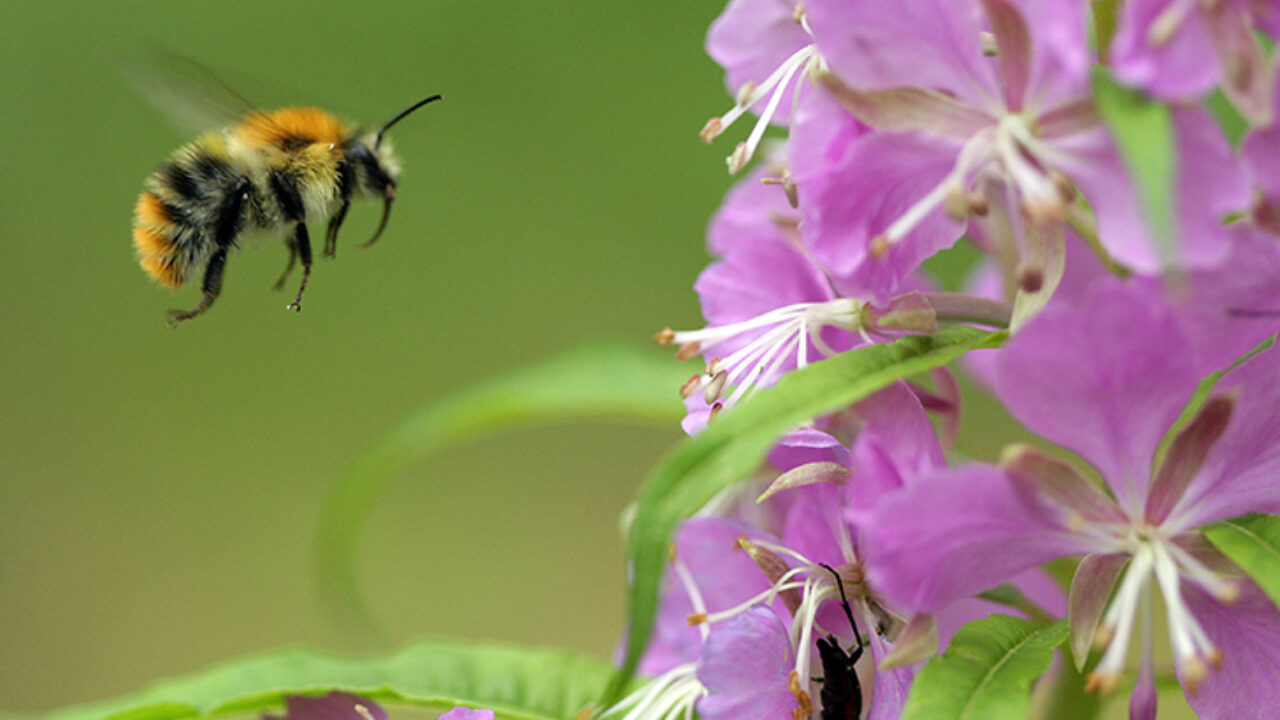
[[676, 341, 702, 361], [788, 670, 813, 717], [680, 374, 702, 399], [700, 118, 724, 143], [703, 370, 729, 403], [1084, 671, 1120, 694], [728, 142, 752, 174], [708, 401, 724, 421], [655, 327, 676, 344], [1051, 171, 1076, 203], [687, 612, 709, 626], [869, 235, 891, 259], [968, 193, 989, 217], [735, 82, 758, 107], [1017, 265, 1044, 293], [945, 184, 971, 220]]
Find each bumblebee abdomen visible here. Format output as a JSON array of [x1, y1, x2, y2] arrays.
[[134, 133, 250, 288]]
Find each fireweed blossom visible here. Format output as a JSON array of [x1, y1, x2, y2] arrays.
[[1111, 0, 1279, 124], [857, 282, 1280, 719], [795, 0, 1249, 298], [613, 384, 1063, 720], [659, 162, 939, 431]]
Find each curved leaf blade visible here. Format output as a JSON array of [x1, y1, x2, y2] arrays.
[[902, 615, 1068, 720], [314, 342, 690, 638], [40, 639, 618, 720], [603, 327, 1005, 705], [1203, 513, 1280, 610]]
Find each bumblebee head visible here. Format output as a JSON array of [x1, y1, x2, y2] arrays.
[[345, 94, 441, 247]]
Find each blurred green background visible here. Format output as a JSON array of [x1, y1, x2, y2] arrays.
[[0, 1, 727, 710], [0, 2, 1189, 719]]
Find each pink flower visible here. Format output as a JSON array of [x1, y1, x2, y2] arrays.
[[858, 282, 1280, 718]]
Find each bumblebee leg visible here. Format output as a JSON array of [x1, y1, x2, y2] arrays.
[[167, 177, 249, 324], [168, 245, 229, 324], [323, 199, 350, 258], [286, 222, 313, 312], [273, 237, 298, 291]]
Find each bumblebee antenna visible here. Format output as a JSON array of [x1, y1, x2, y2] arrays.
[[375, 94, 442, 149]]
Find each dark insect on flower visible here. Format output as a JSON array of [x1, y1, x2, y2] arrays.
[[815, 563, 866, 720], [129, 55, 440, 323]]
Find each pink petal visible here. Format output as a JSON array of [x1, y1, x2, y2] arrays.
[[1181, 580, 1280, 720], [806, 0, 1000, 111], [1005, 0, 1093, 112], [857, 465, 1089, 612], [800, 130, 966, 302], [706, 161, 797, 257], [995, 280, 1200, 509], [1171, 343, 1280, 528], [438, 709, 494, 720], [640, 517, 777, 673], [695, 606, 798, 720], [1112, 0, 1221, 102]]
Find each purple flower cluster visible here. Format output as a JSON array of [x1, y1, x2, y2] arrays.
[[639, 2, 1280, 720]]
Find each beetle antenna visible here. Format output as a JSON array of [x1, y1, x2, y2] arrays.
[[819, 563, 864, 648], [375, 95, 442, 149]]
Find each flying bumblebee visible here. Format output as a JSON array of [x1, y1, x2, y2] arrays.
[[129, 57, 440, 323]]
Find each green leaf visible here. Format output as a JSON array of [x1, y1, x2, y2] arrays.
[[1091, 68, 1179, 268], [1206, 89, 1249, 148], [902, 615, 1068, 720], [314, 341, 690, 639], [39, 639, 617, 720], [1203, 514, 1280, 611], [602, 327, 1005, 706]]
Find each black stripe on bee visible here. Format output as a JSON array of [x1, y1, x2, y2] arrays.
[[161, 162, 200, 200], [269, 171, 306, 222]]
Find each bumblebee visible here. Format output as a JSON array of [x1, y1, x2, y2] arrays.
[[132, 71, 440, 323]]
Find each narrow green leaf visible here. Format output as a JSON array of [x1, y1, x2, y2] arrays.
[[314, 341, 690, 639], [1206, 89, 1249, 148], [39, 639, 617, 720], [1091, 68, 1179, 267], [602, 327, 1005, 706], [902, 615, 1068, 720], [1203, 514, 1280, 611]]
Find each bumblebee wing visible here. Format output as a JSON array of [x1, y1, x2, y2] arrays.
[[121, 47, 283, 137]]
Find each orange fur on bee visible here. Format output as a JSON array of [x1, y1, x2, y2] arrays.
[[235, 107, 348, 149], [135, 191, 174, 230], [134, 226, 183, 288]]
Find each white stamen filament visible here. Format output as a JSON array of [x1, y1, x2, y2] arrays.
[[1163, 540, 1241, 602], [704, 45, 818, 173], [671, 299, 866, 408], [606, 663, 705, 720], [672, 556, 712, 644], [1095, 544, 1153, 677], [1151, 541, 1220, 676], [878, 128, 996, 248], [994, 116, 1062, 211]]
